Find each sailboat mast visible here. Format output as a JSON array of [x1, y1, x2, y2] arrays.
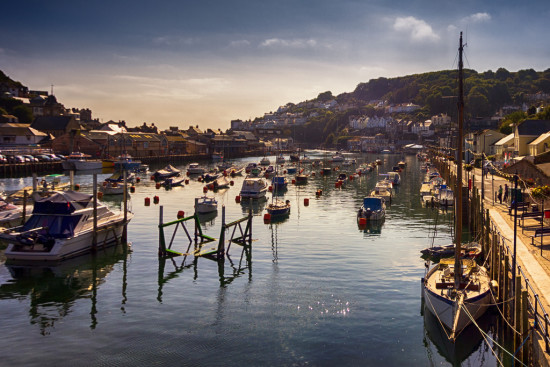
[[454, 32, 464, 288]]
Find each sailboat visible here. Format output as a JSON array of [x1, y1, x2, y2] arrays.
[[266, 165, 290, 218], [422, 32, 491, 340]]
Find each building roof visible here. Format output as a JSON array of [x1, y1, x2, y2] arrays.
[[529, 132, 550, 146], [516, 119, 550, 136], [126, 133, 161, 142], [165, 135, 187, 142], [494, 133, 514, 146], [31, 116, 76, 131]]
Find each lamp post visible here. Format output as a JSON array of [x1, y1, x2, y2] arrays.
[[481, 133, 492, 201]]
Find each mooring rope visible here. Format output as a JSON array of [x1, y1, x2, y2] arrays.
[[461, 303, 528, 367]]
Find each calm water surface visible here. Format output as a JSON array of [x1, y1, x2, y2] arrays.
[[0, 152, 500, 366]]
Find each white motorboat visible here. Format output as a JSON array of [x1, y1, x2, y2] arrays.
[[114, 154, 141, 171], [240, 178, 268, 199], [422, 32, 491, 340], [61, 152, 91, 170], [212, 176, 230, 190], [155, 165, 181, 180], [0, 200, 24, 228], [275, 154, 285, 164], [73, 158, 103, 171], [195, 196, 218, 214], [186, 163, 205, 175], [1, 191, 132, 261], [435, 185, 454, 207], [260, 157, 271, 166]]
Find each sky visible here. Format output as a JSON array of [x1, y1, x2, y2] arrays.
[[1, 0, 549, 131]]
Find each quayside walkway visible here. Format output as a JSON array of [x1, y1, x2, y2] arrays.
[[469, 166, 550, 366]]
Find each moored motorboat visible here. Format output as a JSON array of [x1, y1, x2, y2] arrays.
[[240, 178, 268, 199], [114, 154, 141, 171], [195, 196, 218, 214], [357, 196, 386, 222], [1, 191, 132, 261], [162, 177, 185, 189], [155, 165, 182, 180], [187, 163, 205, 175]]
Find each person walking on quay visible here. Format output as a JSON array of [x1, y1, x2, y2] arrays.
[[503, 183, 509, 203], [498, 185, 503, 204]]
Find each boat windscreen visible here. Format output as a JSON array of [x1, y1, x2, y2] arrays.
[[363, 197, 382, 210], [22, 214, 82, 238]]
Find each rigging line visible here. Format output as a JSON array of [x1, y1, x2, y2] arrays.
[[460, 303, 506, 367], [488, 288, 522, 335], [422, 284, 453, 340], [461, 303, 529, 367]]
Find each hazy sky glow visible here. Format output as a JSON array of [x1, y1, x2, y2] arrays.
[[1, 0, 548, 130]]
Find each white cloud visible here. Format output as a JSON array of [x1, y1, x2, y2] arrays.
[[151, 36, 199, 46], [112, 74, 230, 100], [462, 12, 491, 23], [259, 38, 317, 49], [228, 40, 251, 48], [393, 16, 440, 42]]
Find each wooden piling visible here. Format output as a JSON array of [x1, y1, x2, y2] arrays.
[[521, 289, 529, 365], [514, 275, 522, 361], [21, 190, 27, 226], [92, 174, 98, 250]]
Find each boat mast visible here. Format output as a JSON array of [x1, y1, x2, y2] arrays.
[[454, 32, 464, 289]]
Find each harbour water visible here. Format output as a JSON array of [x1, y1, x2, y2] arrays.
[[0, 152, 501, 366]]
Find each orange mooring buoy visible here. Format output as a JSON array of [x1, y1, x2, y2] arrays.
[[235, 195, 241, 203], [177, 210, 185, 218], [153, 195, 159, 204], [304, 198, 309, 206], [358, 217, 367, 226], [263, 213, 271, 222], [145, 197, 151, 206]]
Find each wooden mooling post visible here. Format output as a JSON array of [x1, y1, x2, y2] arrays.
[[514, 275, 522, 361], [158, 205, 165, 256], [21, 189, 27, 226], [521, 289, 529, 365], [92, 174, 98, 250], [217, 205, 226, 259], [32, 173, 37, 192], [122, 170, 128, 242]]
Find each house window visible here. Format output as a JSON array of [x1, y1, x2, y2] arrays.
[[545, 143, 549, 152]]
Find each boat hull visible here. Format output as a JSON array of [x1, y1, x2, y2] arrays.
[[4, 215, 132, 262], [423, 265, 491, 334]]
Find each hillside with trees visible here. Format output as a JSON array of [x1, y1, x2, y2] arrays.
[[279, 68, 550, 145]]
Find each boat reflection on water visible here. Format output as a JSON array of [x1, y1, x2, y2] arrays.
[[197, 211, 218, 229], [0, 244, 130, 335], [423, 304, 496, 366], [239, 197, 267, 216], [358, 220, 384, 235]]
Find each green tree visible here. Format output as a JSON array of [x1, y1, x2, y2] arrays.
[[12, 105, 33, 124], [317, 91, 333, 102]]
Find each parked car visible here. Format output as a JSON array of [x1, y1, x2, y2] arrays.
[[11, 155, 26, 163], [0, 154, 7, 163], [55, 154, 66, 160], [35, 154, 52, 162], [45, 153, 62, 161], [23, 155, 39, 163]]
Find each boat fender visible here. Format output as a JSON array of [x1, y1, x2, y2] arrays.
[[490, 280, 499, 294]]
